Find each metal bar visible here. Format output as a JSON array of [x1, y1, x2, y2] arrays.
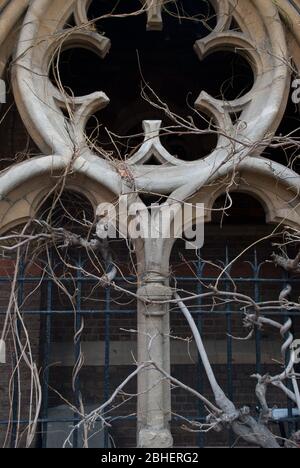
[[225, 247, 234, 447], [0, 309, 136, 316], [1, 308, 300, 317], [73, 254, 83, 449], [195, 254, 205, 448], [254, 250, 262, 376], [40, 267, 53, 448], [104, 286, 111, 448], [282, 271, 294, 438], [0, 276, 297, 284], [1, 414, 300, 426], [10, 257, 24, 448]]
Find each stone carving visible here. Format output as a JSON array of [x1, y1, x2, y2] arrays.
[[7, 0, 297, 202], [1, 0, 300, 448]]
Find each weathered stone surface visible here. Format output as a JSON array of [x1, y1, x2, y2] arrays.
[[139, 427, 173, 449], [1, 0, 300, 449]]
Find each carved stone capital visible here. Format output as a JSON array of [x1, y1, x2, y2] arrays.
[[137, 282, 172, 316], [138, 427, 173, 449]]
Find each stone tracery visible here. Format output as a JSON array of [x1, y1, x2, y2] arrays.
[[8, 1, 293, 175], [1, 0, 300, 448]]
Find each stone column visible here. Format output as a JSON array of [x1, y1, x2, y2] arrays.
[[135, 238, 174, 448]]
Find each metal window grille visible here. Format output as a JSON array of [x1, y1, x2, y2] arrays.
[[0, 247, 299, 448]]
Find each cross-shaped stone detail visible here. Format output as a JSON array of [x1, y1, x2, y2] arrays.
[[129, 120, 175, 165], [146, 0, 164, 30]]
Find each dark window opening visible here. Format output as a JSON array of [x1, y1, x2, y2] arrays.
[[160, 112, 217, 161], [229, 16, 242, 32], [86, 111, 218, 161], [50, 48, 104, 97], [143, 155, 163, 166], [139, 192, 167, 207], [51, 1, 254, 161], [0, 67, 39, 168], [230, 110, 243, 125], [38, 190, 95, 233], [212, 192, 266, 226], [88, 0, 217, 41]]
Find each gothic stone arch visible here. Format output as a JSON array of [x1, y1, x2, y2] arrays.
[[1, 0, 300, 448]]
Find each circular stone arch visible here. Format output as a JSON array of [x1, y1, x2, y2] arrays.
[[183, 167, 300, 230], [0, 169, 118, 235]]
